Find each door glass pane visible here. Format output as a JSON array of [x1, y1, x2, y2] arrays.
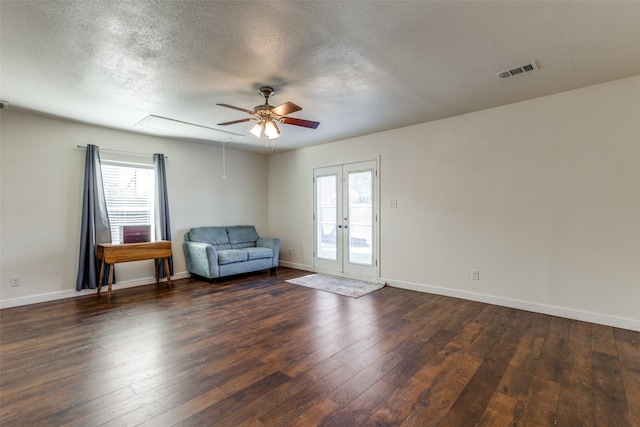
[[316, 175, 337, 260], [348, 170, 373, 265]]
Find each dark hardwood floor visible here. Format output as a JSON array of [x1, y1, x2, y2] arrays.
[[1, 267, 638, 426]]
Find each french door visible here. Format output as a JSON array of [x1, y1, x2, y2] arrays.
[[314, 160, 378, 279]]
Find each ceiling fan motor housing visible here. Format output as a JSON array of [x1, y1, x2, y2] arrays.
[[254, 104, 273, 114]]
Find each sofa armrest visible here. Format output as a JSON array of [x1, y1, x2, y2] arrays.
[[183, 241, 219, 279], [256, 237, 280, 268]]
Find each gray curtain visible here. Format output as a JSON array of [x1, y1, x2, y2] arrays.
[[154, 153, 173, 277], [76, 144, 113, 290]]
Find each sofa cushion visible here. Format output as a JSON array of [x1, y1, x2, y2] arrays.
[[217, 249, 248, 265], [244, 247, 273, 260], [227, 226, 259, 249], [190, 227, 231, 249]]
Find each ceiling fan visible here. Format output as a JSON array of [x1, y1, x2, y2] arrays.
[[216, 86, 320, 141]]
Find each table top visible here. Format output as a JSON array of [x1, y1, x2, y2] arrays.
[[97, 240, 172, 263]]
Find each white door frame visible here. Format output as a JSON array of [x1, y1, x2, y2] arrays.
[[313, 159, 379, 281]]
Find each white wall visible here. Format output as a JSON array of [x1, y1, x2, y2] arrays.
[[0, 110, 269, 307], [269, 75, 640, 331]]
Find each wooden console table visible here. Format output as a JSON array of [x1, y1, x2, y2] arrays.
[[97, 240, 172, 301]]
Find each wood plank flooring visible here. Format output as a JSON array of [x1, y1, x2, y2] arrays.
[[1, 267, 638, 426]]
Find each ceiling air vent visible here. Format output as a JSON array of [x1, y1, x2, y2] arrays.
[[496, 61, 538, 79]]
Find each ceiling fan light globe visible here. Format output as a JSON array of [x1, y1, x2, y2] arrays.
[[264, 120, 280, 139], [249, 122, 263, 138]]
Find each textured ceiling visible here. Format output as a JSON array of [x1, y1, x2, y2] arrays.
[[2, 1, 640, 153]]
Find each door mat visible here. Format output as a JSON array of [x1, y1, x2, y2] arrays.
[[286, 274, 385, 298]]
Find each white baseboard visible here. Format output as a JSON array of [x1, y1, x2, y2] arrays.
[[278, 261, 314, 272], [0, 271, 190, 309], [384, 277, 640, 332]]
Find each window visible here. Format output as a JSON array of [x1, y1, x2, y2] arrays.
[[101, 162, 155, 244]]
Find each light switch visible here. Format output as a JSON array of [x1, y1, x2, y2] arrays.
[[390, 200, 398, 208]]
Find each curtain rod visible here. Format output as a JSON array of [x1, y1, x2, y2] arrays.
[[76, 145, 167, 159]]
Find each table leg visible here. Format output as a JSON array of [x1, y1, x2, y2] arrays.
[[155, 259, 160, 284], [98, 260, 105, 297], [107, 263, 114, 302], [164, 258, 172, 289]]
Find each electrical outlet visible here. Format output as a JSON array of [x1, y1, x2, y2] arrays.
[[288, 248, 293, 256], [471, 270, 480, 281], [10, 276, 21, 287], [390, 200, 398, 208]]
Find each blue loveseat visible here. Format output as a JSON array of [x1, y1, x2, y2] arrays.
[[183, 225, 280, 283]]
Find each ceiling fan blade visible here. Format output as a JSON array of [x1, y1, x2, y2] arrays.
[[217, 118, 255, 126], [271, 102, 301, 117], [280, 117, 320, 129], [216, 103, 255, 115]]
